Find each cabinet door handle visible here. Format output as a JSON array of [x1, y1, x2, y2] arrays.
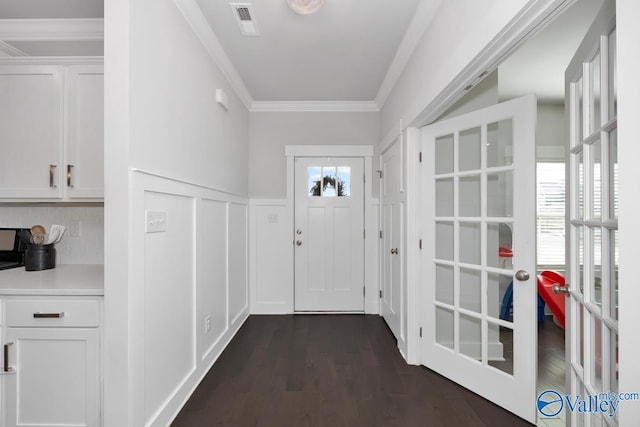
[[33, 312, 65, 318], [49, 164, 57, 188], [67, 164, 74, 187], [3, 342, 13, 373]]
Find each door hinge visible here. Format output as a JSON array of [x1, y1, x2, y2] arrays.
[[377, 170, 383, 179], [363, 173, 366, 184], [379, 290, 382, 298], [419, 239, 422, 249], [419, 327, 423, 338], [363, 229, 366, 239], [379, 230, 383, 239], [419, 152, 422, 163], [363, 287, 366, 296]]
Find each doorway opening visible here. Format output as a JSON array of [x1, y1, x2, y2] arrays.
[[414, 0, 612, 424]]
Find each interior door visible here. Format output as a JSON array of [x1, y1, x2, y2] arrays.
[[381, 138, 404, 341], [294, 157, 364, 311], [421, 95, 537, 422], [564, 2, 618, 426]]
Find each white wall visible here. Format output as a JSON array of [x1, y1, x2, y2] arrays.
[[380, 0, 529, 144], [616, 0, 640, 424], [128, 4, 248, 195], [249, 111, 379, 197], [0, 205, 103, 264], [105, 0, 250, 426], [536, 102, 565, 161]]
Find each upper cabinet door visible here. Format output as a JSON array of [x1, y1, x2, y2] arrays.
[[0, 66, 64, 198], [65, 65, 104, 199]]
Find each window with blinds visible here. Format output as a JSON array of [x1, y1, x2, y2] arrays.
[[537, 163, 566, 267]]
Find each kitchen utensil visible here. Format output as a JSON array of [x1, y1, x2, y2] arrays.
[[46, 224, 66, 245], [30, 225, 46, 245]]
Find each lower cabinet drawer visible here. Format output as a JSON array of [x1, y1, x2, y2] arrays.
[[5, 299, 100, 327]]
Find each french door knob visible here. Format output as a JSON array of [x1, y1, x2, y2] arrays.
[[390, 248, 398, 255], [552, 284, 570, 295], [296, 240, 302, 246], [515, 270, 530, 281]]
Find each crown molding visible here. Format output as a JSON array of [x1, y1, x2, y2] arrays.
[[0, 19, 103, 41], [0, 40, 27, 56], [250, 101, 379, 113], [173, 0, 254, 110], [0, 56, 103, 65], [374, 0, 443, 110]]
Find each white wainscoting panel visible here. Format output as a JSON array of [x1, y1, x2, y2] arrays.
[[228, 202, 249, 325], [143, 190, 196, 425], [249, 199, 293, 314], [130, 171, 249, 427], [366, 198, 380, 314], [198, 199, 228, 360]]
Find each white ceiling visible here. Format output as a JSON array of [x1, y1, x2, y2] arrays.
[[498, 0, 605, 102], [196, 0, 423, 102]]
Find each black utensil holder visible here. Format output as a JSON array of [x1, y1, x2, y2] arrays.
[[25, 244, 56, 271]]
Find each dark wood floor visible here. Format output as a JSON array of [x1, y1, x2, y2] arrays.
[[536, 317, 566, 395], [172, 315, 534, 426]]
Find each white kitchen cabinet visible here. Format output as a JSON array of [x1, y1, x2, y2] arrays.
[[1, 297, 102, 427], [65, 65, 104, 199], [0, 66, 65, 199], [0, 62, 104, 201]]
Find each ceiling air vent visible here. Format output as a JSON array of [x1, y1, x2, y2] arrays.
[[236, 7, 251, 21], [230, 3, 260, 36]]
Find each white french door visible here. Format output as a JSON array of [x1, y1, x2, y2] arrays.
[[381, 138, 404, 342], [421, 95, 537, 423], [564, 1, 618, 426], [294, 157, 365, 311]]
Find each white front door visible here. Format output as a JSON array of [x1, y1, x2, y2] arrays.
[[381, 138, 404, 341], [563, 2, 618, 426], [421, 95, 537, 423], [294, 157, 365, 311]]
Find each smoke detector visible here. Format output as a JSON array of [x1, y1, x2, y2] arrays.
[[230, 3, 260, 36]]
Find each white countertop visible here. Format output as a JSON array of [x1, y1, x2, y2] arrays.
[[0, 264, 104, 296]]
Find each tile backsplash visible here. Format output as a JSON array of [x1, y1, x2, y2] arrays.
[[0, 205, 104, 264]]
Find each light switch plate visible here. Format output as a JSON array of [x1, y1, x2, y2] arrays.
[[146, 210, 166, 233]]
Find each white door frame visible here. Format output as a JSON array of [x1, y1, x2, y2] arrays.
[[285, 145, 376, 314]]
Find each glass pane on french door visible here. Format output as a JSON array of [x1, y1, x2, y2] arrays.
[[566, 3, 618, 425], [433, 122, 515, 366]]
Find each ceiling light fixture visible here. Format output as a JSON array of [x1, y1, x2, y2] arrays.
[[287, 0, 325, 15]]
